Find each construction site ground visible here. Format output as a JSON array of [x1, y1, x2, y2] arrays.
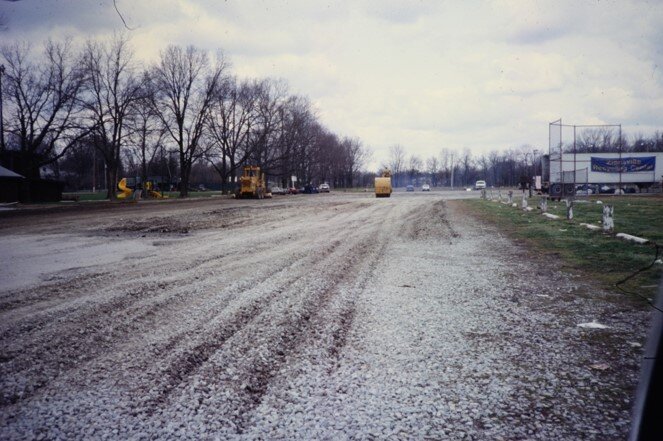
[[0, 191, 650, 440]]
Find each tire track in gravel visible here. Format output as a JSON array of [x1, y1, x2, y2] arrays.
[[400, 199, 459, 241], [133, 237, 349, 412], [236, 197, 440, 435], [135, 204, 390, 410], [171, 201, 405, 433], [0, 195, 440, 438], [0, 229, 345, 406], [0, 197, 386, 417], [0, 199, 369, 342]]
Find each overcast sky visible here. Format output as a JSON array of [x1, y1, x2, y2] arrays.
[[1, 0, 662, 170]]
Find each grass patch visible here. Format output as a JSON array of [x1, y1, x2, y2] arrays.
[[63, 191, 108, 201], [462, 194, 663, 300], [62, 190, 226, 201]]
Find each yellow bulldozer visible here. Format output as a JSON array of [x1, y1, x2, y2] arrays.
[[375, 169, 392, 198], [237, 165, 267, 199]]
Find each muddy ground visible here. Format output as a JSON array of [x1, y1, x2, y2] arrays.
[[0, 191, 651, 439]]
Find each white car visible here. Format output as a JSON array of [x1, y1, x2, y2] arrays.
[[319, 183, 330, 192], [474, 180, 486, 190], [422, 184, 430, 191]]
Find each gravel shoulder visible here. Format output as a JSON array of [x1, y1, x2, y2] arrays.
[[0, 192, 650, 440]]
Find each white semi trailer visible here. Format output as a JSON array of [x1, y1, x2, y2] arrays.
[[544, 152, 663, 198]]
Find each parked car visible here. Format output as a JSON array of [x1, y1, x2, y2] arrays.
[[271, 186, 286, 195], [287, 187, 299, 194], [406, 185, 414, 192], [319, 183, 330, 192], [422, 184, 430, 191], [599, 185, 615, 194], [575, 184, 595, 195], [474, 180, 486, 190], [302, 184, 319, 194]]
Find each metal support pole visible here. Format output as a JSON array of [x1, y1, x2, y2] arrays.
[[573, 125, 577, 192], [0, 64, 5, 153]]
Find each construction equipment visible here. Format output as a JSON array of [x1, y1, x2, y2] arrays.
[[375, 169, 392, 198], [237, 165, 266, 199]]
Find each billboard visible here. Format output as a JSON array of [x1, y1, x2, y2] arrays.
[[591, 156, 656, 173]]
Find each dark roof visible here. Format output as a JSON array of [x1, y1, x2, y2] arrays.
[[0, 165, 26, 179]]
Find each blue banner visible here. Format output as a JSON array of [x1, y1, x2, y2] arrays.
[[591, 156, 656, 173]]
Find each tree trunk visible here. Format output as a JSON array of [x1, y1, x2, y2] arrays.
[[106, 165, 118, 201], [179, 162, 190, 198]]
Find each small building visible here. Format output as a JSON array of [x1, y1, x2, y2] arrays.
[[0, 165, 26, 203]]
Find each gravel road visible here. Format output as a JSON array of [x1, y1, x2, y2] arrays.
[[0, 192, 650, 440]]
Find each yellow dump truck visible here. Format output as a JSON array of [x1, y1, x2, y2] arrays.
[[237, 165, 266, 199], [375, 169, 392, 198]]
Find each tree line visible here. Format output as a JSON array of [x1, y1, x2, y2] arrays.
[[0, 35, 369, 198]]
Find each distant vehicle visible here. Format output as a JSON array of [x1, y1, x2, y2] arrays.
[[271, 186, 286, 195], [406, 185, 414, 192], [599, 185, 615, 194], [422, 184, 430, 191], [287, 187, 299, 195], [575, 184, 595, 195], [474, 180, 486, 190], [319, 183, 330, 192]]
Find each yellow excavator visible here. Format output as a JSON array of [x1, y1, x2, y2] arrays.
[[237, 165, 268, 199], [375, 169, 392, 198]]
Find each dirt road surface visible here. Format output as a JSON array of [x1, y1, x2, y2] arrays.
[[0, 192, 650, 439]]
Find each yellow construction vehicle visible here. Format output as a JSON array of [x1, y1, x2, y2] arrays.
[[237, 165, 267, 199], [375, 169, 392, 198]]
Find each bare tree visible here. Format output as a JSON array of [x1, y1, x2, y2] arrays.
[[407, 154, 422, 185], [150, 45, 227, 197], [1, 39, 86, 177], [128, 72, 166, 186], [81, 34, 143, 200], [207, 77, 260, 192], [389, 144, 405, 187], [426, 156, 438, 186], [340, 137, 367, 188], [247, 79, 289, 171]]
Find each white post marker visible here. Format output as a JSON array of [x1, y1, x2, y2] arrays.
[[521, 193, 528, 209], [565, 198, 573, 220], [602, 205, 614, 233], [616, 233, 649, 244], [540, 196, 548, 213], [508, 190, 513, 204]]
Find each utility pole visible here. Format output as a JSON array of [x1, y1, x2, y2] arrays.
[[0, 64, 6, 153], [92, 147, 96, 193], [450, 152, 454, 190]]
